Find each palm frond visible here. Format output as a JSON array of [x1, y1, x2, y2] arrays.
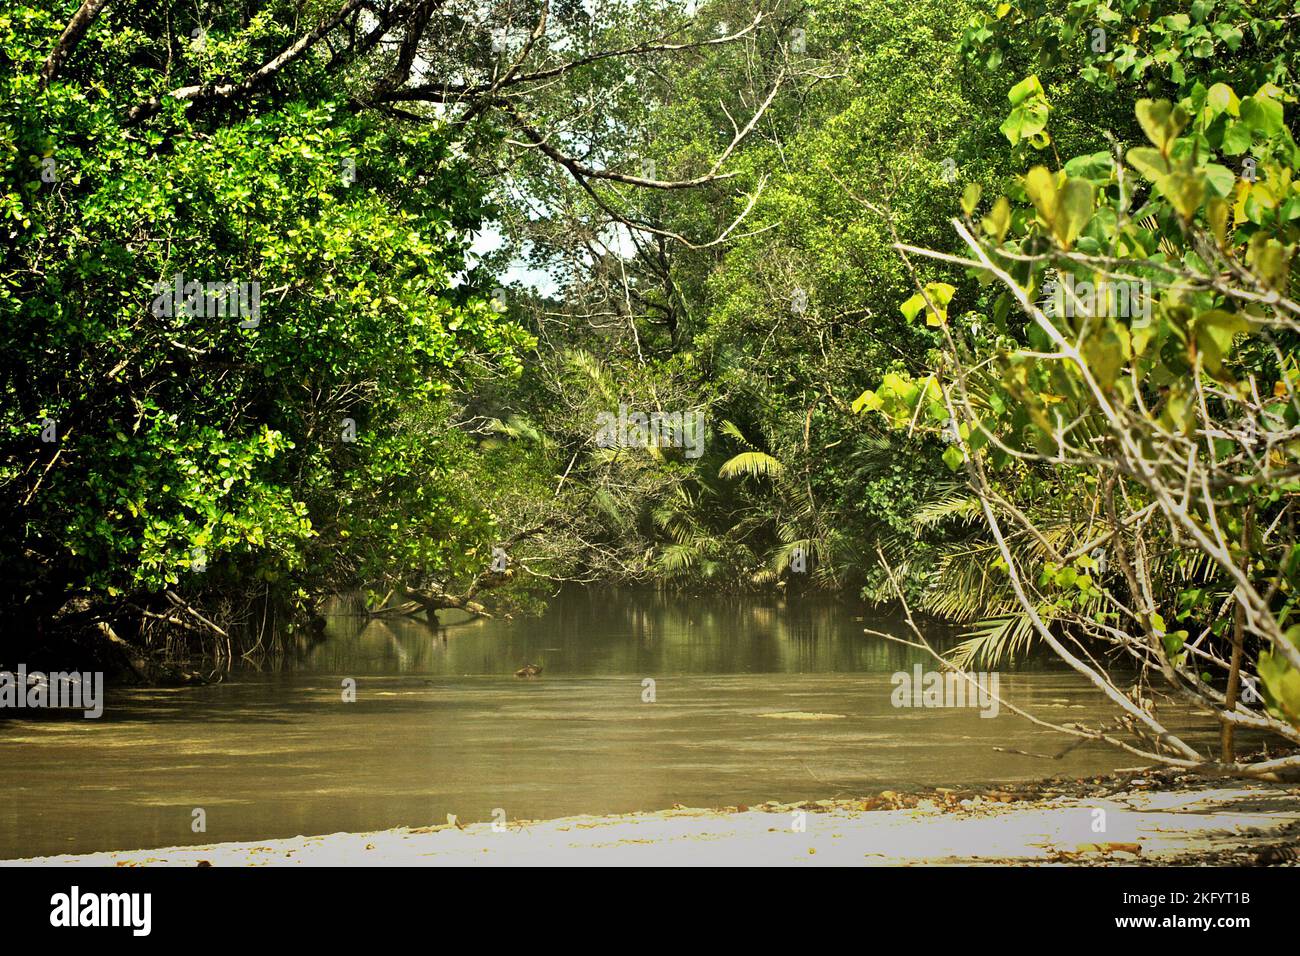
[[769, 537, 812, 572], [655, 542, 699, 575], [484, 414, 544, 444], [913, 491, 981, 529], [564, 349, 618, 406], [717, 419, 753, 448], [947, 614, 1036, 669], [719, 451, 784, 479]]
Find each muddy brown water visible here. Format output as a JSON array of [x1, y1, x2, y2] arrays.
[[0, 591, 1220, 859]]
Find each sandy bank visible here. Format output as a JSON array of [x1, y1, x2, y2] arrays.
[[6, 776, 1300, 866]]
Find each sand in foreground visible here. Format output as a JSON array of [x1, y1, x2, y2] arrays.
[[6, 780, 1300, 866]]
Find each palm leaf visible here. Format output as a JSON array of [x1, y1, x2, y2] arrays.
[[719, 451, 784, 479], [948, 614, 1036, 669], [656, 543, 699, 575], [717, 419, 753, 448], [913, 490, 981, 529]]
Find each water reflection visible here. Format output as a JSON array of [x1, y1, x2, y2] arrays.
[[306, 590, 969, 676], [0, 591, 1220, 859]]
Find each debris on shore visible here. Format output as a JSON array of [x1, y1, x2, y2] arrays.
[[6, 767, 1297, 867]]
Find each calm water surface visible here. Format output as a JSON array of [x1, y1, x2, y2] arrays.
[[0, 591, 1217, 858]]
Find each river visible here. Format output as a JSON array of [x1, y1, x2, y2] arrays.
[[0, 590, 1218, 859]]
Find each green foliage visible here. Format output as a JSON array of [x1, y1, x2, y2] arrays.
[[1, 2, 530, 636], [856, 0, 1300, 748]]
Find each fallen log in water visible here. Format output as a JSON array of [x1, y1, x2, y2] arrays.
[[401, 586, 493, 620]]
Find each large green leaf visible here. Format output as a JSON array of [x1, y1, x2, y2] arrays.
[[1056, 178, 1094, 249], [718, 452, 785, 480], [1135, 99, 1188, 152]]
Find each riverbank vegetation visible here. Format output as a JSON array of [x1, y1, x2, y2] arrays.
[[4, 0, 1299, 775]]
